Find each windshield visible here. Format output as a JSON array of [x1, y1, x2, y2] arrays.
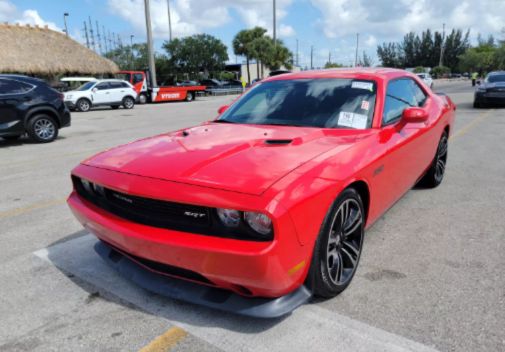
[[486, 74, 505, 83], [116, 73, 131, 82], [218, 78, 377, 129], [76, 81, 96, 91]]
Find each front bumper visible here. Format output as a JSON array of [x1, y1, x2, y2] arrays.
[[64, 101, 77, 110], [67, 166, 311, 298], [475, 91, 505, 105], [95, 240, 311, 318]]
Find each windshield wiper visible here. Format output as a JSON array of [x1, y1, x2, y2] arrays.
[[213, 119, 236, 124], [260, 122, 307, 127]]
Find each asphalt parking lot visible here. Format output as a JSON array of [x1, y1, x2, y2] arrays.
[[1, 81, 504, 352]]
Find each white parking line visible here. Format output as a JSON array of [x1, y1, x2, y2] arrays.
[[34, 234, 440, 352]]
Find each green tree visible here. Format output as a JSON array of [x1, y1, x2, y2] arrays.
[[413, 66, 425, 73], [324, 62, 344, 68], [232, 27, 267, 83], [377, 42, 403, 67], [358, 51, 373, 67], [105, 43, 149, 70], [266, 39, 293, 71], [162, 34, 228, 79]]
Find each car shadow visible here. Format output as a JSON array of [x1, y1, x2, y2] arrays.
[[0, 135, 66, 147], [43, 230, 290, 333]]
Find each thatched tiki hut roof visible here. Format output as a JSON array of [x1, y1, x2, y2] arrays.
[[0, 23, 118, 75]]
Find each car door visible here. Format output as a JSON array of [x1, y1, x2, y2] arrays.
[[373, 78, 432, 209], [92, 82, 111, 104], [108, 81, 125, 102], [0, 78, 34, 135]]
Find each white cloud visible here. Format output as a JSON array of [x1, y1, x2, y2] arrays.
[[107, 0, 294, 39], [0, 0, 61, 31], [310, 0, 505, 44]]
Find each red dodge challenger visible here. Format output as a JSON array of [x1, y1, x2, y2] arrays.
[[68, 68, 455, 317]]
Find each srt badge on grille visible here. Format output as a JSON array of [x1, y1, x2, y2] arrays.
[[112, 193, 133, 203], [184, 211, 206, 218]]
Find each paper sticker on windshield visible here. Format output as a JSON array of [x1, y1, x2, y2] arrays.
[[351, 81, 373, 91], [361, 100, 370, 110], [338, 112, 368, 129]]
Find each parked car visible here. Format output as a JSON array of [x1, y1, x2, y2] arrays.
[[0, 74, 71, 143], [63, 79, 137, 112], [59, 77, 97, 92], [416, 73, 434, 88], [176, 80, 199, 86], [221, 79, 243, 88], [68, 68, 455, 317], [474, 71, 505, 108]]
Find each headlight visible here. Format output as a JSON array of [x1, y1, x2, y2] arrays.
[[244, 211, 272, 235], [477, 87, 486, 92], [216, 208, 241, 227]]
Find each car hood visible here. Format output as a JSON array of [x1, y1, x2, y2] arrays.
[[83, 123, 362, 195]]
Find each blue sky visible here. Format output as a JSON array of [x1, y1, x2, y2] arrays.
[[2, 0, 505, 68]]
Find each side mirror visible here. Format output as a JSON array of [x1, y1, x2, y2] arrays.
[[402, 107, 428, 123], [92, 88, 98, 93], [217, 105, 229, 114]]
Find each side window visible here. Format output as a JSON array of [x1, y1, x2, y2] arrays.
[[0, 79, 33, 95], [121, 82, 130, 88], [383, 78, 426, 125], [411, 81, 427, 106], [95, 82, 110, 90], [133, 74, 144, 84], [108, 82, 122, 89]]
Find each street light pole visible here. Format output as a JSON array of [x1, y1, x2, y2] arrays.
[[273, 0, 276, 45], [439, 23, 445, 67], [63, 13, 69, 36], [144, 0, 157, 88], [130, 35, 135, 69], [354, 33, 359, 67], [166, 0, 172, 42]]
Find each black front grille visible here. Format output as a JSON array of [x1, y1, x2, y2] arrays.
[[72, 176, 272, 241]]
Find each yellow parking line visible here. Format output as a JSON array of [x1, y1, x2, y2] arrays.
[[139, 326, 188, 352], [0, 198, 66, 219], [450, 109, 493, 141]]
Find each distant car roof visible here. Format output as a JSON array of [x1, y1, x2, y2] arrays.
[[488, 71, 505, 75], [0, 74, 45, 84], [61, 77, 98, 82]]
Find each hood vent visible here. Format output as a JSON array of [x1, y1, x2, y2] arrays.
[[264, 139, 293, 145]]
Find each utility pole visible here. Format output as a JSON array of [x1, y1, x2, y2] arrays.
[[88, 17, 95, 51], [117, 33, 122, 48], [310, 45, 313, 69], [103, 25, 108, 53], [108, 30, 113, 51], [439, 23, 445, 67], [273, 0, 276, 45], [354, 33, 359, 67], [112, 31, 117, 50], [130, 34, 135, 69], [166, 0, 172, 42], [83, 21, 90, 48], [63, 13, 69, 36], [144, 0, 158, 87], [296, 39, 299, 67], [328, 51, 331, 64], [96, 21, 102, 54]]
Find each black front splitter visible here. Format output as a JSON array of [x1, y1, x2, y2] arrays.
[[94, 240, 312, 318]]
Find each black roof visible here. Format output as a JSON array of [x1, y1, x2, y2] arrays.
[[0, 74, 45, 84]]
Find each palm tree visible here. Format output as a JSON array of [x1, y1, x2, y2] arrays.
[[232, 27, 267, 83]]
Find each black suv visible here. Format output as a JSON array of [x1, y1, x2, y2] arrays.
[[0, 75, 71, 143]]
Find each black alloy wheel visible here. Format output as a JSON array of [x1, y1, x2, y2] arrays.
[[418, 132, 448, 188], [308, 188, 365, 298]]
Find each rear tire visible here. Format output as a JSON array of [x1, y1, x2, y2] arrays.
[[138, 93, 148, 104], [418, 132, 448, 188], [123, 96, 135, 109], [27, 114, 58, 143], [307, 188, 365, 298], [76, 98, 91, 112]]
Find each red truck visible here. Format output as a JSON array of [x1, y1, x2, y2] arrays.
[[117, 70, 206, 104]]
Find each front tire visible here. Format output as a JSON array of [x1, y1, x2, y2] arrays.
[[123, 96, 135, 109], [307, 188, 365, 298], [76, 98, 91, 112], [185, 92, 194, 102], [27, 114, 58, 143], [418, 132, 448, 188]]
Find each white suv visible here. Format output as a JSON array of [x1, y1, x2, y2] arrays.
[[64, 79, 138, 112]]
